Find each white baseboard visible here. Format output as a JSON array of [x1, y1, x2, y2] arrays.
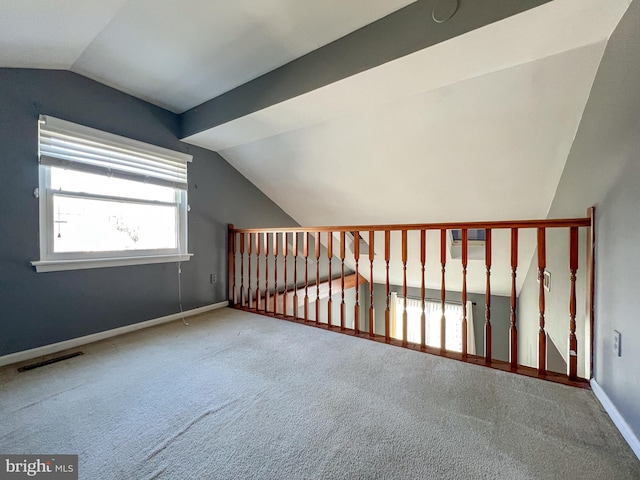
[[0, 301, 228, 368], [591, 378, 640, 460]]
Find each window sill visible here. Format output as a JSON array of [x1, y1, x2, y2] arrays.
[[31, 253, 193, 273]]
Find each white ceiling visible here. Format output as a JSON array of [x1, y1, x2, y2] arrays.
[[0, 0, 632, 294], [187, 0, 629, 224], [212, 42, 605, 226], [182, 0, 630, 294], [0, 0, 415, 112]]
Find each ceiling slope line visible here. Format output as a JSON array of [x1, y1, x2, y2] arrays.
[[68, 0, 135, 89], [542, 42, 610, 220]]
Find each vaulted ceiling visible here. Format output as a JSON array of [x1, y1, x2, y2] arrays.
[[183, 0, 630, 226], [0, 0, 633, 293], [2, 0, 629, 224], [0, 0, 414, 112]]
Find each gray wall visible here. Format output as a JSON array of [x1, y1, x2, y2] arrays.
[[0, 69, 297, 357], [595, 157, 640, 437], [369, 283, 511, 361], [515, 0, 640, 440]]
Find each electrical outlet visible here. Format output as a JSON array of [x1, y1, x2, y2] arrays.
[[210, 274, 217, 284], [613, 330, 621, 357]]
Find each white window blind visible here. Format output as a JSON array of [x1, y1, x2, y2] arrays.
[[391, 293, 475, 354], [38, 115, 191, 189]]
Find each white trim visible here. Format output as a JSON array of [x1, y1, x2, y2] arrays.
[[591, 378, 640, 460], [31, 253, 193, 272], [0, 301, 228, 368]]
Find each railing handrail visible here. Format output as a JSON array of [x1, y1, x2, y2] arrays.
[[228, 208, 595, 388], [232, 217, 591, 234]]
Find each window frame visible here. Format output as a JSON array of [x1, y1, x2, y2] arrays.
[[31, 117, 192, 273]]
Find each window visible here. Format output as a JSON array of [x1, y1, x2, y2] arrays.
[[390, 293, 475, 354], [31, 115, 192, 272], [450, 228, 486, 260], [451, 229, 486, 242]]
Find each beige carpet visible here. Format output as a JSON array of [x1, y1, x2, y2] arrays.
[[1, 308, 638, 479]]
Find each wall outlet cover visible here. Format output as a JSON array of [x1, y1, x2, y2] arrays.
[[543, 270, 551, 292]]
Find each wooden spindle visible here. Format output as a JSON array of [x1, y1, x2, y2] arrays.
[[537, 227, 547, 374], [485, 229, 492, 363], [228, 224, 236, 305], [568, 226, 579, 379], [273, 232, 278, 314], [384, 230, 391, 342], [315, 232, 321, 324], [440, 229, 447, 353], [461, 229, 468, 358], [264, 233, 270, 313], [304, 232, 309, 320], [226, 217, 591, 387], [402, 230, 408, 346], [247, 233, 253, 309], [292, 233, 298, 319], [255, 233, 261, 310], [340, 231, 346, 330], [509, 228, 518, 369], [354, 231, 360, 334], [420, 230, 426, 349], [282, 232, 288, 317], [240, 233, 245, 307], [369, 231, 375, 337], [327, 233, 333, 327]]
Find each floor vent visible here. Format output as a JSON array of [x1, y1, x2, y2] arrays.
[[17, 352, 84, 372]]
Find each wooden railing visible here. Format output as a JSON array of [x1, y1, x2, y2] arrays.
[[228, 209, 594, 388]]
